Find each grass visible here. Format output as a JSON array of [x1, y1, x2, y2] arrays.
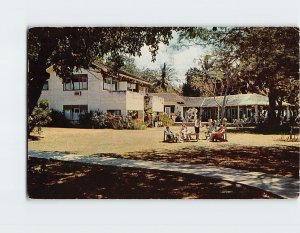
[[28, 127, 299, 178], [28, 126, 299, 155]]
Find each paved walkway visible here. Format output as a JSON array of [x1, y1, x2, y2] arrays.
[[28, 150, 299, 199]]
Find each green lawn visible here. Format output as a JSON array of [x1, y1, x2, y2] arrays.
[[28, 127, 299, 178]]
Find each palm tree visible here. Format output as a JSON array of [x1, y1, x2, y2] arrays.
[[154, 62, 176, 92]]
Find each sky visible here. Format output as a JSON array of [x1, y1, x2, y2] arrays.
[[133, 32, 207, 86]]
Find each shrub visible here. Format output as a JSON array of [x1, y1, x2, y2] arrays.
[[175, 115, 184, 122], [105, 115, 148, 130], [132, 119, 149, 130], [37, 107, 149, 130], [90, 111, 108, 128], [158, 113, 173, 126], [49, 110, 70, 128], [28, 100, 52, 135], [108, 115, 131, 130], [78, 111, 110, 129], [78, 112, 92, 128], [254, 122, 291, 134]]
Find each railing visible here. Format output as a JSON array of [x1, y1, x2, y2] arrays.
[[126, 91, 145, 98], [109, 90, 145, 97]]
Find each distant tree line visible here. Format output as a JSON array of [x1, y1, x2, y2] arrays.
[[179, 27, 299, 125]]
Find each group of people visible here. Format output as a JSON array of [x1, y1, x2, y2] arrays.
[[164, 117, 226, 142], [164, 125, 190, 143]]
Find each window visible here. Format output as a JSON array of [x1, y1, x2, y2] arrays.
[[103, 78, 112, 90], [165, 107, 171, 115], [63, 74, 88, 91], [127, 83, 138, 92], [103, 77, 118, 91], [107, 110, 121, 116], [112, 80, 118, 91], [42, 81, 49, 90], [165, 105, 175, 114], [63, 105, 88, 121]]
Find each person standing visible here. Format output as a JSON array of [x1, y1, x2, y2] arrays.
[[194, 116, 202, 141]]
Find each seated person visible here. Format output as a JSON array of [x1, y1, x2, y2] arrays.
[[164, 126, 175, 142], [206, 120, 217, 139], [182, 125, 192, 140], [210, 124, 225, 142], [175, 131, 183, 142], [175, 124, 186, 142]]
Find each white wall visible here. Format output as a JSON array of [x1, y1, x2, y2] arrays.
[[40, 69, 102, 112], [151, 96, 164, 112], [163, 100, 184, 117], [126, 91, 144, 111], [100, 90, 127, 114], [39, 68, 145, 116], [119, 81, 127, 91]]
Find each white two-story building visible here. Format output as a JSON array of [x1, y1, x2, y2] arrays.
[[39, 62, 164, 121], [40, 62, 290, 125]]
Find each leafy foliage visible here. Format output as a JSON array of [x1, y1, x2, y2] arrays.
[[144, 95, 154, 126], [182, 68, 203, 96], [78, 111, 148, 130], [179, 27, 299, 124], [106, 115, 148, 130], [28, 27, 175, 116], [232, 27, 299, 124], [153, 62, 177, 92], [28, 100, 52, 135], [48, 110, 71, 128], [157, 113, 174, 126]]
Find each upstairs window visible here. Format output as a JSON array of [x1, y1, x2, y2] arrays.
[[103, 77, 118, 91], [63, 74, 88, 91], [127, 83, 138, 92]]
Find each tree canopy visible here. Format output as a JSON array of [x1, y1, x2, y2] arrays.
[[27, 27, 175, 116], [28, 27, 299, 125], [179, 27, 299, 124]]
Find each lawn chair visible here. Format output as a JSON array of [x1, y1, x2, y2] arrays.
[[187, 133, 199, 141], [210, 127, 227, 142], [163, 131, 178, 143]]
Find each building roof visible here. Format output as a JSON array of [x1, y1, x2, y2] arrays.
[[183, 96, 206, 107], [204, 93, 290, 107], [46, 62, 151, 86], [149, 93, 185, 104], [92, 61, 151, 86], [150, 93, 290, 107]]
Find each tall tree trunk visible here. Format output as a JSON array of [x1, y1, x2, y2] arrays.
[[161, 63, 167, 91], [27, 29, 59, 117], [278, 100, 283, 122], [27, 71, 50, 117], [268, 86, 278, 125], [220, 76, 230, 142], [220, 76, 230, 124], [27, 37, 56, 117]]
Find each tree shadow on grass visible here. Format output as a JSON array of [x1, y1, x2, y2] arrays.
[[93, 145, 299, 179], [27, 157, 281, 199], [227, 126, 300, 135]]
